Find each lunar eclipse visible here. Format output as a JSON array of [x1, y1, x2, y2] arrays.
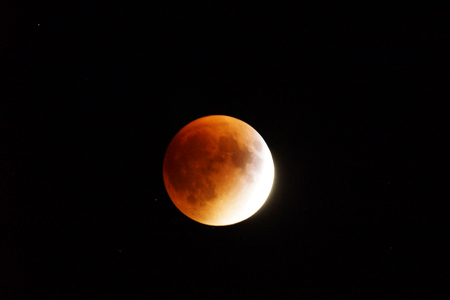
[[163, 115, 274, 226]]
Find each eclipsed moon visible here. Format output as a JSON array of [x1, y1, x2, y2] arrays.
[[163, 115, 275, 226]]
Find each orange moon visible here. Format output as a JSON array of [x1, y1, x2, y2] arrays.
[[163, 115, 275, 226]]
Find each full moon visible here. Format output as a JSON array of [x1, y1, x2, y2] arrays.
[[163, 115, 275, 226]]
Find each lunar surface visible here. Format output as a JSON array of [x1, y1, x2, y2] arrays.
[[163, 115, 274, 226]]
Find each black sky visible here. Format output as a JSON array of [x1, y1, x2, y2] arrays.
[[1, 2, 449, 298]]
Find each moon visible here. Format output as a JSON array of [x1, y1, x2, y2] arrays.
[[163, 115, 275, 226]]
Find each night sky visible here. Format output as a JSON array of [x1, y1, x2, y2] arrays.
[[1, 2, 448, 298]]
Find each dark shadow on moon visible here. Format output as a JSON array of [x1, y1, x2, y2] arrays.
[[164, 127, 264, 207], [164, 130, 218, 207]]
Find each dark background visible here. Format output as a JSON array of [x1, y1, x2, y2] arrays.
[[1, 2, 448, 298]]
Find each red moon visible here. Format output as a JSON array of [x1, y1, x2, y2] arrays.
[[163, 115, 274, 226]]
